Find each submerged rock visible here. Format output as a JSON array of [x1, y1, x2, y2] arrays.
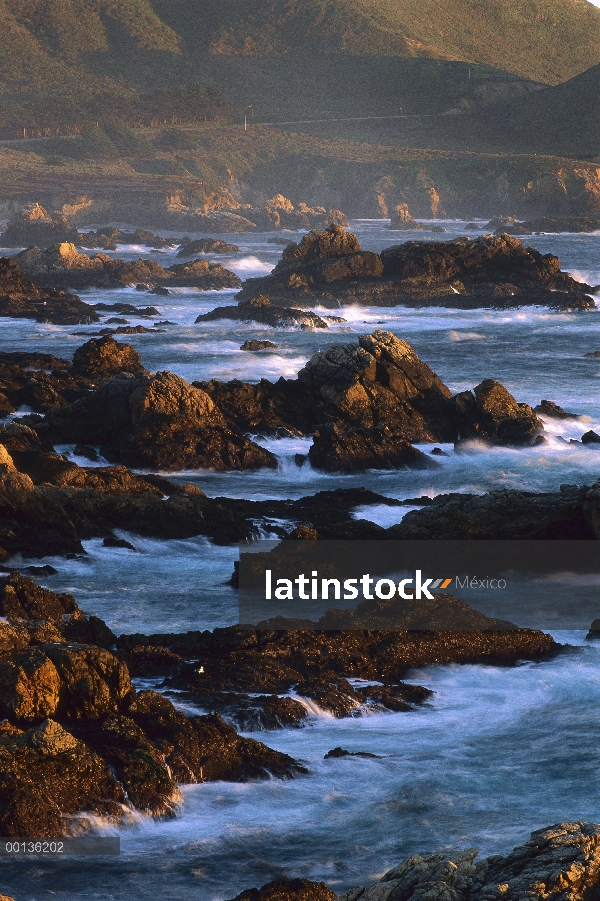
[[241, 340, 279, 351], [237, 225, 595, 310]]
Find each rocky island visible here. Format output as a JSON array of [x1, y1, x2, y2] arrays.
[[237, 225, 596, 310]]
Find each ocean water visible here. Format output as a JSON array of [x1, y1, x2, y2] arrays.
[[2, 221, 600, 900]]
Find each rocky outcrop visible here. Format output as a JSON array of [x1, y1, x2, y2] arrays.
[[128, 622, 556, 733], [177, 237, 240, 256], [196, 295, 342, 330], [241, 340, 279, 351], [199, 332, 544, 463], [14, 243, 241, 292], [240, 196, 349, 232], [228, 879, 337, 901], [237, 226, 596, 310], [390, 484, 595, 540], [0, 257, 98, 325], [388, 203, 424, 230], [1, 203, 79, 247], [38, 370, 277, 471], [71, 335, 146, 379], [0, 576, 307, 836], [308, 423, 440, 472], [78, 227, 176, 250], [338, 822, 600, 901], [534, 399, 581, 420]]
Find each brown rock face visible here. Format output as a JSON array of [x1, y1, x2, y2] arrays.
[[0, 573, 79, 622], [237, 229, 595, 310], [0, 649, 61, 724], [40, 370, 277, 471], [0, 719, 125, 837], [338, 823, 600, 901], [71, 335, 145, 378], [453, 379, 543, 446], [0, 257, 99, 325], [228, 879, 337, 901], [388, 203, 424, 230], [42, 644, 134, 722], [308, 423, 440, 472]]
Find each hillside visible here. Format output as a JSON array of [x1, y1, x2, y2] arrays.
[[0, 0, 597, 130], [154, 0, 600, 83]]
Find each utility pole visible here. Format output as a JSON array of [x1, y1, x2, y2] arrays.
[[244, 104, 253, 131]]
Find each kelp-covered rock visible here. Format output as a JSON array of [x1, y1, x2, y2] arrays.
[[237, 226, 595, 310]]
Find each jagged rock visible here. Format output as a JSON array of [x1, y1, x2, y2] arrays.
[[128, 691, 306, 781], [0, 573, 79, 622], [241, 340, 279, 351], [0, 257, 98, 325], [196, 295, 337, 329], [1, 204, 79, 247], [534, 399, 581, 419], [494, 216, 600, 235], [339, 823, 600, 901], [71, 335, 145, 379], [177, 237, 239, 256], [238, 228, 595, 310], [0, 719, 126, 837], [199, 331, 544, 451], [228, 879, 337, 901], [454, 379, 543, 446], [388, 203, 424, 230], [308, 423, 440, 472], [14, 244, 241, 292], [39, 370, 277, 471], [0, 648, 61, 724], [120, 645, 183, 677], [39, 644, 134, 722]]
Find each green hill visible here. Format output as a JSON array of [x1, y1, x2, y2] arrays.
[[0, 0, 597, 129], [155, 0, 600, 84]]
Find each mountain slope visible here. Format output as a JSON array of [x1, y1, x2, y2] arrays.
[[153, 0, 600, 84]]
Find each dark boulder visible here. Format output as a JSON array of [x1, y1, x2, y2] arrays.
[[0, 573, 79, 623], [454, 379, 543, 446], [227, 879, 337, 901], [534, 399, 581, 420], [582, 430, 600, 445]]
